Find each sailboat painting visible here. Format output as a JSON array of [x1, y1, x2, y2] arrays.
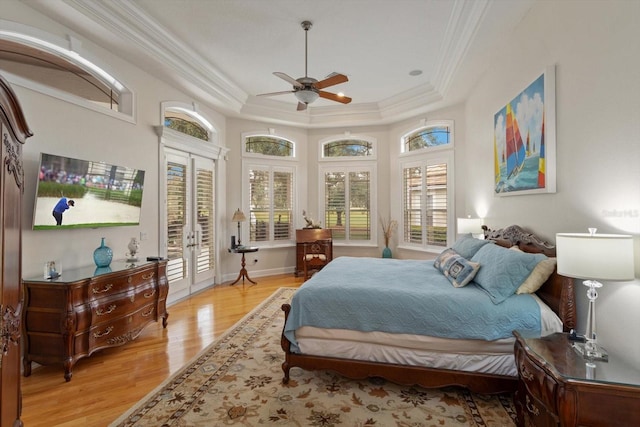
[[494, 66, 556, 196]]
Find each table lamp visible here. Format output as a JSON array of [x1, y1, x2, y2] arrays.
[[556, 228, 634, 361], [457, 216, 484, 238], [232, 208, 247, 246]]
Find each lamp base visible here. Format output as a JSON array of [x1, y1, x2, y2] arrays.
[[572, 341, 609, 362]]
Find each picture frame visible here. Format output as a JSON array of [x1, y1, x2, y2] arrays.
[[494, 65, 556, 196]]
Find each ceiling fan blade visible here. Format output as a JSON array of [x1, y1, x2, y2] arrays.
[[257, 90, 294, 97], [319, 91, 352, 104], [314, 73, 348, 90], [274, 72, 303, 88], [297, 102, 307, 111]]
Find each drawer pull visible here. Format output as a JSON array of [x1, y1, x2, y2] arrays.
[[520, 362, 535, 381], [143, 288, 156, 299], [525, 395, 540, 416], [96, 304, 116, 316], [142, 272, 155, 280], [142, 307, 154, 317], [92, 284, 113, 294], [93, 326, 114, 338]]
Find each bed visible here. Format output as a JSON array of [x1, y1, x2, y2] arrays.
[[280, 225, 577, 393]]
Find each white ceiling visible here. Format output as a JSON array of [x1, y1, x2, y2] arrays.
[[24, 0, 534, 128]]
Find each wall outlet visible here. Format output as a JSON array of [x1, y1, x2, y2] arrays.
[[140, 232, 148, 241]]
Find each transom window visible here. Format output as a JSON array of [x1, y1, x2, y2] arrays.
[[323, 139, 373, 158], [403, 124, 451, 152], [164, 110, 209, 141], [246, 135, 294, 157], [0, 29, 132, 118]]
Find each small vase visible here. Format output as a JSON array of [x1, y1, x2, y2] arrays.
[[93, 237, 113, 267], [382, 246, 392, 258]]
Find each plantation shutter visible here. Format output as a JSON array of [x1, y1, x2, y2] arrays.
[[426, 163, 447, 246], [249, 169, 269, 242], [403, 166, 422, 244], [195, 166, 214, 273], [324, 171, 346, 239], [273, 171, 293, 240], [166, 160, 187, 282], [348, 171, 370, 240]]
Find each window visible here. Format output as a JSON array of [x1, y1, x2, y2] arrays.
[[323, 168, 373, 242], [246, 135, 294, 157], [0, 29, 133, 119], [319, 134, 377, 244], [248, 166, 294, 243], [323, 139, 373, 158], [402, 123, 451, 153], [242, 132, 297, 246], [400, 121, 454, 250]]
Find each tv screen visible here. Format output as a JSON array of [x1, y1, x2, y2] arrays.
[[33, 153, 145, 230]]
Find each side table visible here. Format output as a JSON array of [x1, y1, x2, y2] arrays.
[[513, 331, 640, 426], [228, 246, 259, 285]]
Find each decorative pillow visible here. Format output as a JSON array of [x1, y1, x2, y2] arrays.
[[451, 234, 492, 259], [434, 248, 481, 288], [470, 244, 547, 304], [510, 246, 557, 294]]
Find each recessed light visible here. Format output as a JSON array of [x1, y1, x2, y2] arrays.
[[409, 69, 423, 76]]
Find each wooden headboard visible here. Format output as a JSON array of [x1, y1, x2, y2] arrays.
[[482, 225, 576, 331]]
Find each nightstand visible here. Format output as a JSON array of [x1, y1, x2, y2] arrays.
[[513, 331, 640, 426]]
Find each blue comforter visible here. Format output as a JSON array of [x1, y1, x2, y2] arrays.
[[284, 256, 541, 352]]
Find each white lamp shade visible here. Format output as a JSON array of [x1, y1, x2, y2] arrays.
[[457, 217, 483, 234], [556, 232, 635, 281]]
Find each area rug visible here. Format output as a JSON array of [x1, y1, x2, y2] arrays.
[[111, 287, 517, 426]]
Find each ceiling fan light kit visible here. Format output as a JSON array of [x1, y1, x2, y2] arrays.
[[257, 20, 351, 111]]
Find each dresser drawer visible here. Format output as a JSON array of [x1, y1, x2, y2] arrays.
[[87, 303, 157, 351], [519, 390, 559, 427], [87, 268, 157, 300], [516, 345, 557, 412], [89, 283, 158, 325]]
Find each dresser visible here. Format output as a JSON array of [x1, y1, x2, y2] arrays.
[[294, 228, 332, 277], [22, 260, 168, 381], [513, 331, 640, 426]]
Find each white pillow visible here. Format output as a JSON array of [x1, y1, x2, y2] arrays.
[[509, 246, 557, 294]]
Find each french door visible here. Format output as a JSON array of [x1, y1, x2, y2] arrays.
[[163, 148, 216, 299]]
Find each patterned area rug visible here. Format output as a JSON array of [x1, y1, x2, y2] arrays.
[[111, 287, 517, 426]]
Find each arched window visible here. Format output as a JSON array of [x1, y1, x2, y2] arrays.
[[163, 106, 212, 141], [400, 120, 454, 250], [322, 139, 373, 158], [0, 26, 133, 119], [402, 123, 452, 153], [245, 135, 294, 157]]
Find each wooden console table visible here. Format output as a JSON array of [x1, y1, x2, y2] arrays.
[[22, 260, 169, 381]]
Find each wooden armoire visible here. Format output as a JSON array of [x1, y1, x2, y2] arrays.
[[0, 73, 32, 426]]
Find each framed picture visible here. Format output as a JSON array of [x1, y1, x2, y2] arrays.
[[494, 65, 556, 196]]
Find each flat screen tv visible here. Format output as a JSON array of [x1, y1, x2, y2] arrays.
[[32, 153, 145, 230]]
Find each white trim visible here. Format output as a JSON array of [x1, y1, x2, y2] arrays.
[[241, 130, 297, 160]]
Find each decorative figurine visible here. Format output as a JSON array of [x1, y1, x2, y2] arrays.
[[302, 210, 322, 229], [127, 237, 140, 262]]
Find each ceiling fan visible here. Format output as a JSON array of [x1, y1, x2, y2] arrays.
[[258, 20, 352, 111]]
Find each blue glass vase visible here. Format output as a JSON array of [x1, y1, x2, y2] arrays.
[[93, 237, 113, 267], [382, 246, 392, 258]]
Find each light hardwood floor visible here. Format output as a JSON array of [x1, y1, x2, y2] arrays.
[[20, 274, 304, 427]]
